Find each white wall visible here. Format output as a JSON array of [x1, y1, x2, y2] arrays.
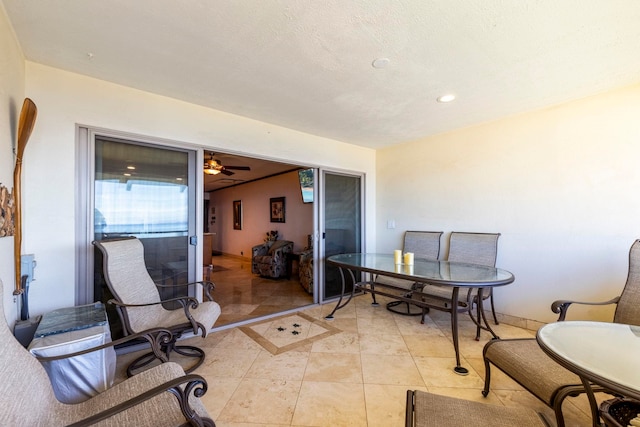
[[20, 62, 376, 317], [0, 4, 25, 325], [377, 84, 640, 323]]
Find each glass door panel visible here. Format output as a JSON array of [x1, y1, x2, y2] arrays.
[[93, 137, 195, 337], [321, 171, 362, 300]]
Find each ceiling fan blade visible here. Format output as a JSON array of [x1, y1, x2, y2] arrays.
[[223, 166, 251, 170], [221, 169, 235, 176]]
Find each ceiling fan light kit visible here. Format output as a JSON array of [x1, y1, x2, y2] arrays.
[[204, 153, 251, 176]]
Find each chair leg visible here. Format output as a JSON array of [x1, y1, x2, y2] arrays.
[[173, 345, 206, 373], [481, 357, 492, 397], [127, 334, 206, 377], [127, 351, 163, 377], [386, 295, 423, 316]]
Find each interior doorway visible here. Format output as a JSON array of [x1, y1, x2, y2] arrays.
[[202, 151, 316, 326]]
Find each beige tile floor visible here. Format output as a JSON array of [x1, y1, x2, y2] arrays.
[[115, 292, 607, 426], [207, 255, 314, 327]]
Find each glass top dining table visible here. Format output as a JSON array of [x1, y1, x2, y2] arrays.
[[327, 253, 514, 287], [325, 253, 515, 374]]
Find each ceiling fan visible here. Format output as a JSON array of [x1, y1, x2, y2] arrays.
[[203, 153, 251, 176]]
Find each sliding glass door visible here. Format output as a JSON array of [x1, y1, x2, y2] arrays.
[[92, 136, 198, 337], [321, 171, 363, 300]]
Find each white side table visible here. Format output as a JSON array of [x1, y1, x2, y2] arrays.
[[28, 303, 116, 403]]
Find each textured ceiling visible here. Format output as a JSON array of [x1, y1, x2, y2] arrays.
[[3, 0, 640, 149]]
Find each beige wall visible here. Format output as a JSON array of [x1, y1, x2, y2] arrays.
[[0, 4, 25, 324], [377, 84, 640, 323], [209, 170, 314, 258], [19, 62, 375, 317]]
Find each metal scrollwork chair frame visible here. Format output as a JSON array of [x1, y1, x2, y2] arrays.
[[94, 237, 221, 377], [0, 279, 216, 426], [482, 239, 640, 427]]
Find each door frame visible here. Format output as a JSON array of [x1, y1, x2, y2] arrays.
[[75, 125, 205, 305], [318, 168, 366, 304]]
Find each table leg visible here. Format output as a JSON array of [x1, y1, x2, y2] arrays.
[[451, 287, 468, 375], [325, 267, 357, 320], [369, 273, 379, 306], [580, 377, 603, 427]]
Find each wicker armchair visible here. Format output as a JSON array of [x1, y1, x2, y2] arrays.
[[0, 279, 215, 426], [251, 240, 293, 278], [94, 237, 221, 376], [406, 390, 549, 427], [482, 239, 640, 427]]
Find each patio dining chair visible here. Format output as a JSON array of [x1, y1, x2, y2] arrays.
[[406, 390, 549, 427], [482, 239, 640, 427], [374, 231, 443, 316], [94, 237, 221, 376], [419, 232, 501, 326]]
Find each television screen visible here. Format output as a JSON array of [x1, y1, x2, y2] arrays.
[[298, 168, 313, 203]]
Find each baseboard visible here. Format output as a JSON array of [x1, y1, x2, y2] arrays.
[[493, 311, 546, 333]]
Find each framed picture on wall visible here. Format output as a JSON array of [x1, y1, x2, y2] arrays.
[[270, 197, 285, 223], [233, 200, 242, 230]]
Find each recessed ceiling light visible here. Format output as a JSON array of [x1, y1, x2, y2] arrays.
[[372, 58, 390, 69], [127, 165, 136, 170], [123, 173, 131, 176], [437, 94, 456, 103]]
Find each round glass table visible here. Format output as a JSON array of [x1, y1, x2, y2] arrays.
[[537, 321, 640, 426]]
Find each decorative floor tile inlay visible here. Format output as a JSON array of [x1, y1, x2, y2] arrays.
[[239, 312, 341, 355]]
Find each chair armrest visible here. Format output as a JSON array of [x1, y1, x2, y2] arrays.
[[551, 296, 621, 321], [33, 327, 174, 363], [252, 244, 268, 257], [109, 296, 202, 335], [67, 374, 214, 427], [33, 328, 173, 362], [108, 296, 200, 309]]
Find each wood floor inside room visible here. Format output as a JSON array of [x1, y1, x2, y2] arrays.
[[206, 254, 314, 327]]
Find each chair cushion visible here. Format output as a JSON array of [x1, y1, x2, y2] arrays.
[[411, 391, 547, 427], [484, 338, 582, 405], [129, 300, 221, 337]]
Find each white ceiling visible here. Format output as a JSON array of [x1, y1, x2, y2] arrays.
[[3, 0, 640, 149]]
